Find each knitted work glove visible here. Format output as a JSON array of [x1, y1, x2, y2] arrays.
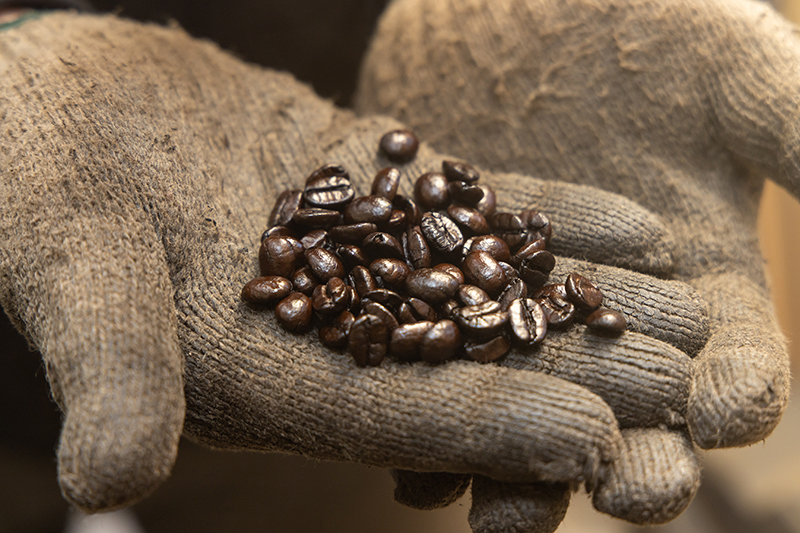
[[357, 0, 792, 528], [0, 11, 706, 518]]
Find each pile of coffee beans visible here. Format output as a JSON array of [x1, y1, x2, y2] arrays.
[[242, 129, 626, 367]]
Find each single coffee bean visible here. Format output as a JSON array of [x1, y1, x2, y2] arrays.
[[393, 195, 422, 226], [337, 244, 370, 270], [362, 301, 400, 332], [241, 276, 293, 305], [585, 308, 627, 334], [319, 325, 348, 348], [291, 266, 319, 295], [311, 277, 349, 314], [362, 289, 405, 313], [489, 212, 528, 251], [508, 298, 547, 345], [370, 258, 412, 290], [390, 321, 435, 361], [402, 226, 432, 269], [447, 205, 490, 235], [420, 212, 463, 253], [344, 196, 394, 224], [433, 263, 465, 285], [362, 232, 404, 260], [442, 160, 480, 184], [462, 235, 512, 263], [305, 247, 345, 281], [260, 236, 299, 278], [329, 223, 378, 244], [348, 314, 388, 367], [532, 283, 568, 300], [304, 176, 355, 210], [305, 163, 349, 185], [440, 299, 461, 318], [512, 239, 547, 267], [535, 286, 575, 329], [292, 207, 341, 229], [275, 292, 313, 333], [383, 209, 408, 235], [346, 286, 361, 314], [462, 250, 507, 298], [498, 261, 518, 281], [372, 167, 401, 200], [420, 320, 462, 363], [457, 285, 491, 307], [452, 301, 509, 341], [301, 229, 332, 251], [497, 277, 528, 311], [447, 181, 485, 206], [284, 236, 305, 260], [520, 210, 552, 243], [379, 130, 419, 163], [565, 272, 603, 310], [262, 225, 294, 241], [464, 336, 510, 363], [405, 268, 460, 304], [414, 172, 451, 210], [333, 310, 356, 334], [269, 189, 303, 227], [349, 265, 379, 296], [518, 250, 555, 289], [398, 297, 438, 323], [475, 185, 497, 217]]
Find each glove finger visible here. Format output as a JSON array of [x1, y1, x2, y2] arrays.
[[391, 469, 472, 510], [688, 273, 790, 448], [469, 476, 570, 533], [592, 428, 700, 525]]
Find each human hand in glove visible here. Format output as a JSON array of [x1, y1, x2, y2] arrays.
[[0, 8, 704, 523], [357, 0, 792, 529]]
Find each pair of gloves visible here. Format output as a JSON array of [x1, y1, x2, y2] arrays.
[[0, 0, 793, 531]]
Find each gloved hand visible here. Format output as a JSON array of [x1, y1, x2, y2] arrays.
[[357, 0, 792, 529], [0, 10, 710, 518]]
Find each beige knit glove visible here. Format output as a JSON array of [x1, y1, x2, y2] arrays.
[[357, 0, 792, 529], [0, 9, 705, 523]]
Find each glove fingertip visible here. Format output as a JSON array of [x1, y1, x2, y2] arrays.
[[391, 469, 472, 510], [469, 476, 570, 533]]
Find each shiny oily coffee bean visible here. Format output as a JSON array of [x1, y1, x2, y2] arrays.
[[452, 301, 509, 341], [518, 250, 555, 289], [349, 265, 379, 296], [269, 190, 303, 227], [420, 319, 462, 363], [462, 235, 511, 263], [337, 244, 369, 270], [348, 314, 389, 367], [329, 223, 378, 244], [312, 277, 349, 314], [442, 160, 480, 184], [475, 185, 497, 218], [532, 283, 568, 300], [344, 196, 394, 225], [383, 209, 408, 234], [260, 236, 300, 278], [275, 292, 313, 333], [447, 181, 484, 207], [414, 172, 451, 210], [241, 276, 293, 305], [536, 293, 575, 329], [305, 163, 349, 185], [292, 207, 341, 229], [346, 286, 361, 314], [372, 167, 401, 200], [440, 299, 461, 319], [379, 130, 419, 164], [405, 268, 460, 305], [403, 226, 432, 269], [301, 229, 332, 251], [489, 212, 527, 251], [462, 251, 507, 298], [262, 225, 294, 241], [458, 285, 491, 307], [398, 298, 438, 324], [520, 210, 552, 243], [362, 301, 400, 332], [447, 205, 490, 235], [370, 258, 411, 290], [433, 263, 465, 285], [508, 298, 547, 346], [390, 321, 435, 362], [464, 336, 510, 363], [565, 272, 603, 310], [420, 212, 463, 253], [498, 261, 518, 281], [585, 308, 627, 334], [362, 232, 404, 260], [498, 277, 528, 311], [394, 195, 421, 226], [291, 266, 319, 295], [362, 289, 405, 313], [304, 176, 355, 210], [305, 247, 345, 281], [319, 309, 357, 348]]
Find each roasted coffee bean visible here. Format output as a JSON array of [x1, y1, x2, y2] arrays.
[[405, 268, 460, 304], [362, 232, 404, 260], [319, 325, 348, 348], [512, 239, 547, 267], [464, 336, 510, 363], [462, 235, 512, 263], [498, 277, 528, 311], [262, 225, 294, 240], [535, 285, 575, 329], [421, 212, 463, 253], [241, 276, 293, 305], [433, 263, 465, 285], [349, 265, 379, 296], [305, 247, 345, 281], [344, 196, 394, 224], [379, 130, 419, 163], [383, 209, 408, 235], [390, 321, 435, 362], [269, 190, 303, 227], [440, 299, 461, 319], [585, 308, 627, 334], [442, 160, 480, 184], [329, 223, 378, 244], [393, 195, 421, 226], [292, 208, 341, 229], [275, 292, 313, 332], [532, 283, 568, 300], [420, 320, 462, 363], [518, 250, 555, 289], [362, 301, 400, 332], [301, 229, 332, 251], [489, 212, 528, 251], [475, 185, 497, 217], [362, 289, 405, 312], [337, 244, 370, 270], [291, 266, 319, 295], [565, 273, 603, 310], [304, 176, 355, 210], [452, 301, 509, 341], [372, 167, 401, 200], [414, 172, 451, 210], [305, 163, 349, 185], [498, 261, 518, 282], [462, 251, 507, 298], [346, 286, 361, 314], [370, 258, 411, 289], [398, 297, 438, 324], [520, 210, 552, 243], [447, 205, 490, 235], [447, 180, 485, 207], [260, 236, 299, 278], [457, 285, 491, 307], [402, 226, 432, 269], [312, 277, 349, 314], [348, 314, 388, 367], [334, 309, 356, 333], [508, 298, 547, 345]]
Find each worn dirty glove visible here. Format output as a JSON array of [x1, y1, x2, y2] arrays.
[[0, 9, 703, 519], [357, 0, 792, 529]]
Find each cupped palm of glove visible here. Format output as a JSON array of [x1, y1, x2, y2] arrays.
[[0, 11, 707, 520]]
